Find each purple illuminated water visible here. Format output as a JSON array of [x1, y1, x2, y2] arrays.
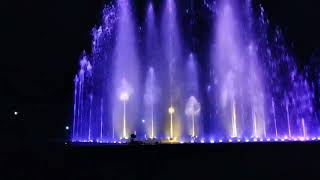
[[72, 0, 320, 144]]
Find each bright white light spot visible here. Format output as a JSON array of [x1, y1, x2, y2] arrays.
[[65, 126, 70, 130], [201, 139, 205, 143], [142, 119, 145, 123], [228, 139, 232, 142], [237, 139, 241, 142], [120, 92, 129, 101], [219, 139, 223, 143], [266, 138, 270, 142], [245, 139, 250, 142], [210, 139, 215, 143], [253, 138, 257, 142], [317, 137, 320, 140], [14, 111, 18, 116], [168, 106, 175, 114]]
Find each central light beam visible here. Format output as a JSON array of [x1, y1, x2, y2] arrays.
[[120, 91, 130, 138], [168, 106, 175, 139]]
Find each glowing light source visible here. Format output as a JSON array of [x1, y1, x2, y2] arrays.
[[120, 92, 129, 101], [168, 106, 175, 114], [14, 111, 18, 116], [65, 126, 70, 130], [210, 139, 215, 143], [120, 91, 130, 139], [168, 106, 175, 139], [231, 100, 238, 137]]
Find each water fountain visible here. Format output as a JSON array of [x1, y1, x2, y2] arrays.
[[71, 0, 320, 144]]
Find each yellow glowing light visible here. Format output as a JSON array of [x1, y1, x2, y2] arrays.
[[168, 106, 175, 139], [168, 106, 175, 114]]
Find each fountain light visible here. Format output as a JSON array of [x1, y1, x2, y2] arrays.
[[120, 92, 129, 101], [168, 106, 175, 139], [65, 126, 70, 130], [219, 139, 223, 143], [210, 139, 215, 143], [120, 91, 130, 139], [185, 96, 201, 138], [231, 101, 238, 138]]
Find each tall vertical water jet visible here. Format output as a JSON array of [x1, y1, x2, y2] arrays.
[[112, 0, 140, 139], [144, 2, 161, 139], [161, 0, 183, 140], [212, 1, 243, 137], [185, 53, 201, 138], [73, 75, 79, 139], [271, 98, 278, 137], [144, 67, 159, 139]]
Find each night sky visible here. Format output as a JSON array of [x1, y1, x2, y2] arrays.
[[2, 0, 320, 145]]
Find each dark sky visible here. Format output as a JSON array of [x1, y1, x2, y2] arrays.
[[1, 0, 320, 143]]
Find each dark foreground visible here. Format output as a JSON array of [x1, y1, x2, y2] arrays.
[[2, 142, 320, 179]]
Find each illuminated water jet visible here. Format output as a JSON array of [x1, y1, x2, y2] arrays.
[[168, 106, 175, 139], [185, 96, 201, 138]]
